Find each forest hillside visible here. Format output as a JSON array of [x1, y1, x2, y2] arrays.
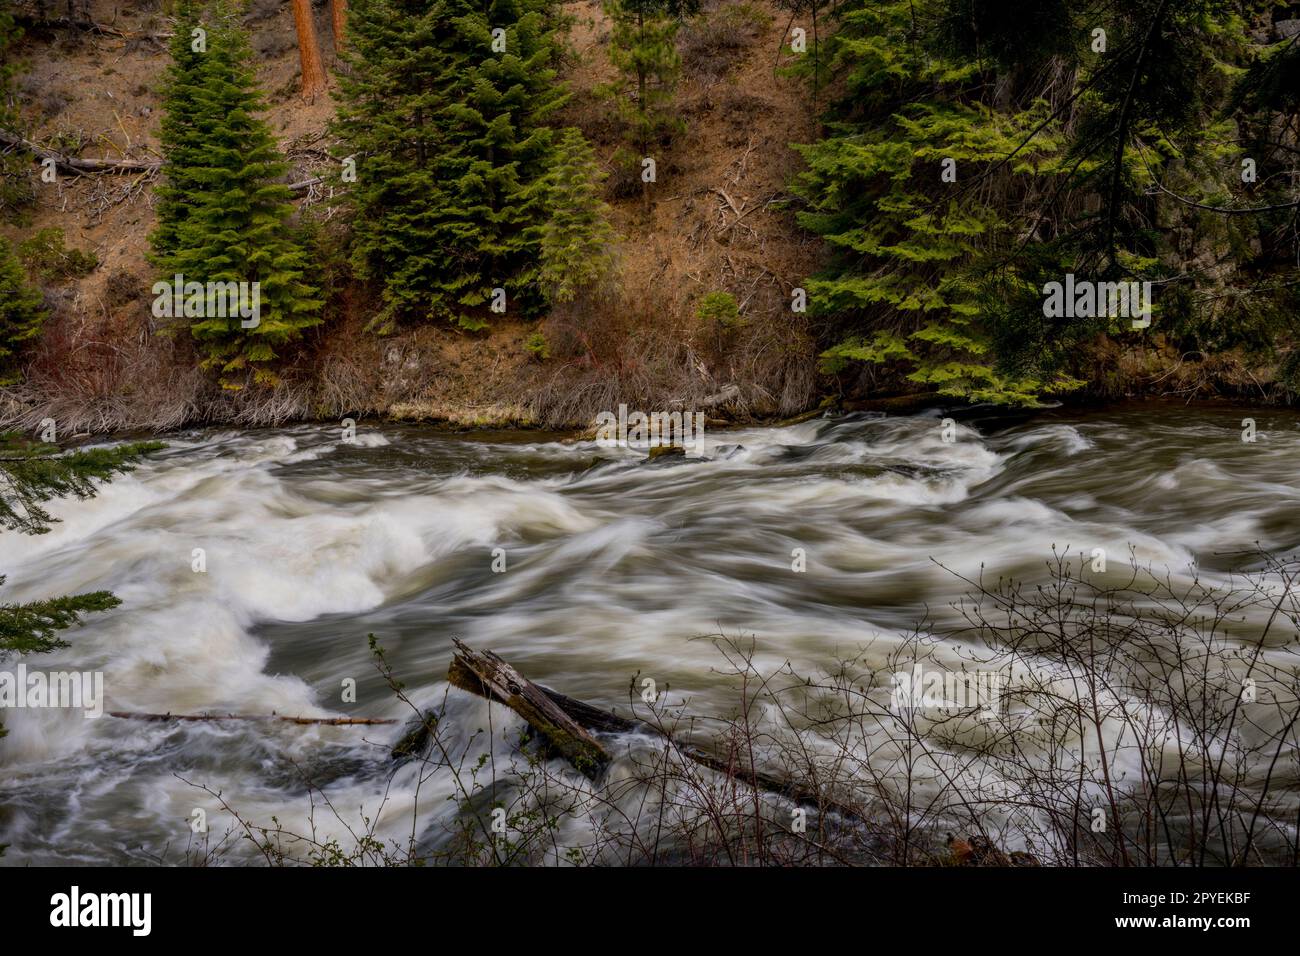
[[0, 0, 1297, 433]]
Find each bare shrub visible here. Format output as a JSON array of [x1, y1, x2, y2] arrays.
[[679, 2, 770, 80], [104, 269, 143, 309], [177, 550, 1300, 867]]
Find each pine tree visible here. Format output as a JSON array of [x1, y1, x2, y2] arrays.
[[601, 0, 695, 204], [538, 128, 618, 304], [152, 3, 322, 389], [0, 237, 45, 385], [0, 0, 34, 217], [790, 0, 1079, 404], [149, 0, 209, 263], [789, 0, 1285, 405], [332, 0, 567, 332]]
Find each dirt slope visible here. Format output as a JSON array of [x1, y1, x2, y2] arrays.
[[0, 0, 824, 434]]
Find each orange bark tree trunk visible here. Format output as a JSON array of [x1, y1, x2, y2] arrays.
[[291, 0, 328, 100], [332, 0, 347, 52]]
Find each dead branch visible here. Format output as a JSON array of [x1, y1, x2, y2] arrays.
[[109, 711, 396, 726], [1, 130, 322, 195], [0, 127, 159, 175], [441, 641, 866, 822]]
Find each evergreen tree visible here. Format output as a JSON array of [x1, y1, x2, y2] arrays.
[[149, 0, 209, 263], [0, 0, 34, 217], [152, 3, 321, 389], [333, 0, 567, 332], [601, 0, 696, 202], [538, 128, 618, 304], [790, 0, 1079, 404], [788, 0, 1279, 405], [0, 237, 45, 385]]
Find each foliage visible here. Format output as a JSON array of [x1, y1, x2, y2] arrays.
[[149, 0, 211, 264], [0, 237, 45, 385], [791, 0, 1298, 404], [0, 432, 164, 535], [0, 1, 33, 218], [696, 290, 740, 328], [151, 1, 321, 389], [538, 127, 618, 304], [524, 330, 550, 359], [333, 0, 568, 332], [17, 228, 98, 282], [601, 0, 698, 157], [0, 433, 162, 747]]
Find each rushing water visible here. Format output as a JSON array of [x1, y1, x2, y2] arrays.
[[2, 402, 1299, 864]]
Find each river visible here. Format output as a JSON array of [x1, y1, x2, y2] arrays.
[[2, 402, 1298, 864]]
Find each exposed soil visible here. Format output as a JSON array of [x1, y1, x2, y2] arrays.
[[0, 0, 825, 435]]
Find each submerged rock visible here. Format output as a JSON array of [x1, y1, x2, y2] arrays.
[[642, 445, 711, 466]]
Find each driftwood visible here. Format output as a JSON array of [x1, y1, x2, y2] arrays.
[[441, 641, 866, 822], [447, 640, 609, 777], [109, 711, 395, 726]]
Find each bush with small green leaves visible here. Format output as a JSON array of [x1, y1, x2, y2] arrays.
[[18, 228, 98, 282], [697, 290, 741, 329], [524, 331, 551, 361]]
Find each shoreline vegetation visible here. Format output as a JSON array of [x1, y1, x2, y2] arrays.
[[0, 1, 1297, 436], [0, 392, 1286, 449]]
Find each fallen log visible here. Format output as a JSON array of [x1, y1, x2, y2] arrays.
[[441, 641, 866, 822], [0, 129, 322, 193], [0, 128, 159, 175], [109, 711, 395, 726], [447, 639, 609, 778], [12, 13, 174, 40]]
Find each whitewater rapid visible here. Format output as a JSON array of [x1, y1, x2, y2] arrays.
[[1, 403, 1297, 863]]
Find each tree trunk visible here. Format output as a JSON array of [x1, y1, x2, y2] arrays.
[[332, 0, 347, 52], [0, 128, 159, 174], [291, 0, 328, 101], [446, 639, 610, 778], [437, 641, 867, 822], [0, 129, 322, 194]]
